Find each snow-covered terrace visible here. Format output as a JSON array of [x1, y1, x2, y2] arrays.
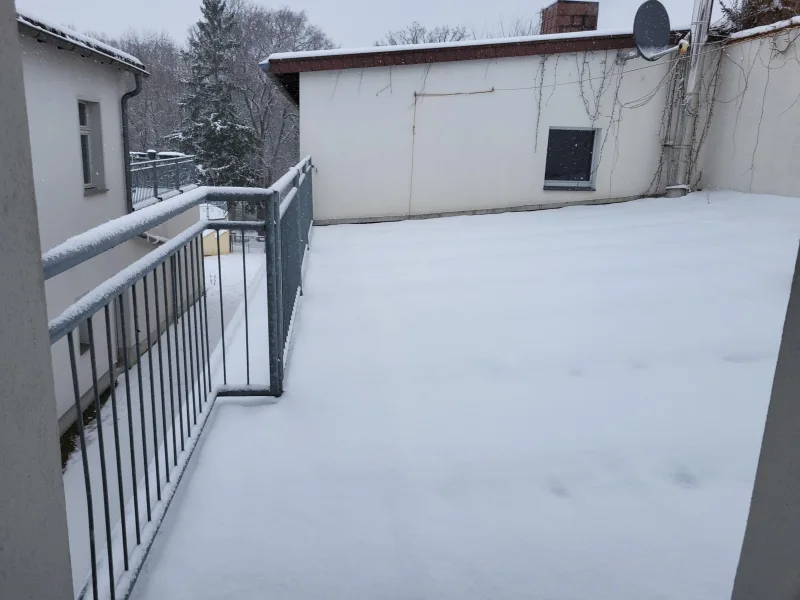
[[119, 190, 798, 599]]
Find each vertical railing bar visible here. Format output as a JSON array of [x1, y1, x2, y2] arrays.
[[142, 275, 161, 499], [131, 283, 152, 522], [103, 304, 128, 570], [242, 231, 251, 385], [182, 247, 198, 425], [177, 248, 192, 439], [152, 269, 170, 482], [200, 236, 213, 392], [191, 237, 208, 406], [274, 192, 285, 390], [152, 162, 159, 200], [266, 191, 283, 395], [87, 318, 115, 599], [67, 332, 100, 600], [169, 256, 185, 452], [188, 240, 202, 416], [295, 171, 304, 297], [117, 295, 141, 544], [216, 231, 227, 384]]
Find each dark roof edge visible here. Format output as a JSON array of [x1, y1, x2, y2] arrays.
[[266, 30, 686, 105]]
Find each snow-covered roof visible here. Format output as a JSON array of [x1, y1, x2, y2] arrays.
[[728, 15, 800, 41], [263, 27, 633, 65], [17, 10, 147, 74]]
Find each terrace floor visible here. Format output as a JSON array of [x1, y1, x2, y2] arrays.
[[131, 191, 799, 599]]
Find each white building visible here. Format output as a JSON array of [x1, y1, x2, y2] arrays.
[[17, 12, 196, 432], [263, 1, 800, 224]]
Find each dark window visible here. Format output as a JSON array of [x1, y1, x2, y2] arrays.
[[80, 134, 92, 185], [544, 128, 596, 186], [78, 101, 88, 127]]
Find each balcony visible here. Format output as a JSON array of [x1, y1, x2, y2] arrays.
[[129, 153, 199, 210], [49, 162, 800, 599]]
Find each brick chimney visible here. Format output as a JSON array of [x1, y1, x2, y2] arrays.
[[540, 0, 599, 35]]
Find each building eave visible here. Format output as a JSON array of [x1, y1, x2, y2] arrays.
[[17, 13, 149, 76], [263, 29, 687, 105]]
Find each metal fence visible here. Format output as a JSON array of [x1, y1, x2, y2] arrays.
[[130, 156, 198, 209], [44, 156, 312, 599]]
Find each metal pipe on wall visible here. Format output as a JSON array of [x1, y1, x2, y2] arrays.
[[666, 0, 714, 197], [121, 72, 144, 213]]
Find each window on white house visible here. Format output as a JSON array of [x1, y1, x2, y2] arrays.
[[78, 100, 105, 193], [544, 128, 597, 190]]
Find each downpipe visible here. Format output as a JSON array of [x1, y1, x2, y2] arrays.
[[121, 72, 144, 213]]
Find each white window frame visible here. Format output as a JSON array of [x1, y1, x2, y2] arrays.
[[79, 101, 93, 189], [543, 126, 599, 191]]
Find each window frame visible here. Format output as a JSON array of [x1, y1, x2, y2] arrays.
[[79, 101, 93, 189], [543, 126, 599, 191]]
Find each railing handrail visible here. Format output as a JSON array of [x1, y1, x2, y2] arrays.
[[129, 156, 196, 171], [52, 156, 314, 600], [43, 156, 311, 281]]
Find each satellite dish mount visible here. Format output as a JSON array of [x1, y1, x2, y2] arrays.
[[633, 0, 688, 61]]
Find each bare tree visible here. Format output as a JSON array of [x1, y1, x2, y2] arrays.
[[228, 1, 335, 186], [375, 21, 469, 46], [100, 30, 186, 152], [479, 15, 541, 39], [719, 0, 800, 32]]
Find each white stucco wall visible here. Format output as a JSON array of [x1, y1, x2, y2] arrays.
[[698, 28, 800, 198], [0, 1, 73, 594], [20, 35, 198, 426], [299, 49, 673, 222]]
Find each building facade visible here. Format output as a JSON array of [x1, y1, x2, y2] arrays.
[[18, 12, 197, 431]]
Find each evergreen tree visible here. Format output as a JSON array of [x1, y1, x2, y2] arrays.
[[178, 0, 258, 188]]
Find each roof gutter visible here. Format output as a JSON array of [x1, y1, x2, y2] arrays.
[[16, 16, 148, 75], [122, 72, 144, 213]]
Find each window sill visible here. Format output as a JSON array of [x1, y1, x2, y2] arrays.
[[543, 185, 596, 192], [84, 187, 108, 197]]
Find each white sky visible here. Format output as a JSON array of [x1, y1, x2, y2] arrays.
[[15, 0, 698, 48]]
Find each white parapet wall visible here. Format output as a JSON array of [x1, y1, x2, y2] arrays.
[[699, 22, 800, 198], [300, 50, 674, 223]]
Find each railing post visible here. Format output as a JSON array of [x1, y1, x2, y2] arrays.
[[294, 169, 303, 297], [266, 190, 284, 395], [174, 159, 181, 191], [306, 162, 313, 250], [152, 161, 159, 199]]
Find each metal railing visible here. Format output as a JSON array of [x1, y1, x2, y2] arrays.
[[45, 156, 312, 599], [130, 155, 198, 209]]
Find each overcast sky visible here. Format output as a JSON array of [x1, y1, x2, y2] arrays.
[[15, 0, 697, 48]]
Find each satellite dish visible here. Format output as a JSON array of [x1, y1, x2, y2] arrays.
[[634, 0, 678, 61]]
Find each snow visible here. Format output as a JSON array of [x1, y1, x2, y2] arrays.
[[16, 10, 145, 70], [131, 191, 800, 600], [263, 28, 635, 65], [728, 15, 800, 40], [199, 204, 227, 221]]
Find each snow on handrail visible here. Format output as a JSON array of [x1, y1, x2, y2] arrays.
[[42, 157, 311, 280], [48, 221, 205, 344]]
